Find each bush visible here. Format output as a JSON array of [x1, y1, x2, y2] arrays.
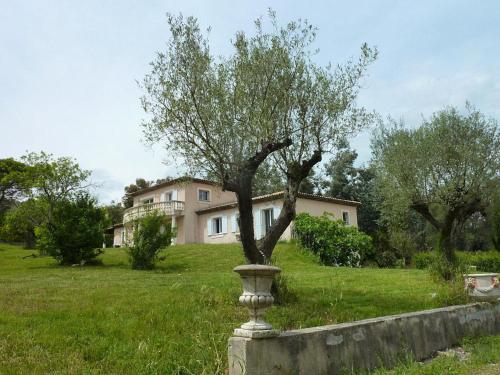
[[128, 212, 172, 270], [376, 251, 398, 268], [472, 251, 500, 272], [294, 213, 373, 267], [36, 194, 105, 265], [413, 251, 500, 273], [413, 252, 437, 269], [429, 255, 468, 281]]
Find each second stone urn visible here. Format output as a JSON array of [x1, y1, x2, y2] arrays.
[[233, 264, 281, 339], [464, 273, 500, 302]]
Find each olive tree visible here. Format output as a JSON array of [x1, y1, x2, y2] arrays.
[[141, 12, 377, 264], [372, 105, 500, 266]]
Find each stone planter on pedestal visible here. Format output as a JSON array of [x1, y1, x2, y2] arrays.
[[233, 264, 281, 339], [464, 273, 500, 302]]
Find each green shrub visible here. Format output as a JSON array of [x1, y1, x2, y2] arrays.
[[376, 250, 397, 268], [429, 255, 468, 281], [128, 212, 172, 270], [36, 194, 105, 265], [413, 251, 500, 273], [471, 251, 500, 272], [413, 252, 437, 269], [294, 213, 373, 267]]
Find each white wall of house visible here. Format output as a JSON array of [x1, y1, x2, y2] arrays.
[[196, 197, 358, 244], [113, 226, 125, 247]]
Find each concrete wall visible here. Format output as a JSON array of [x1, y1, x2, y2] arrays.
[[228, 303, 500, 375]]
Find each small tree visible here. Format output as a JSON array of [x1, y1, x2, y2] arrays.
[[36, 193, 105, 265], [372, 105, 500, 271], [128, 212, 172, 269], [141, 11, 376, 264], [0, 199, 46, 248]]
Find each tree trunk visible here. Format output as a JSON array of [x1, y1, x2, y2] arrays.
[[236, 187, 264, 264], [24, 228, 36, 250], [439, 213, 458, 263]]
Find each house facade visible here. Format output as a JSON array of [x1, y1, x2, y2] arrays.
[[112, 177, 360, 247]]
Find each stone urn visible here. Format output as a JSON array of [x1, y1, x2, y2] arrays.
[[464, 273, 500, 302], [233, 264, 281, 339]]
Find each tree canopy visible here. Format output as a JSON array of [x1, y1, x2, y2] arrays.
[[141, 11, 377, 263], [372, 104, 500, 267]]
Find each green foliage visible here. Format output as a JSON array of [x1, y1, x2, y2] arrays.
[[0, 158, 26, 214], [414, 251, 500, 273], [141, 11, 376, 263], [413, 252, 436, 270], [294, 213, 373, 267], [376, 251, 398, 268], [36, 194, 105, 265], [373, 104, 500, 266], [0, 152, 92, 249], [428, 255, 469, 282], [321, 142, 381, 235], [21, 151, 91, 206], [122, 178, 154, 208], [128, 212, 172, 269], [270, 273, 298, 305], [102, 201, 124, 225], [0, 199, 46, 248]]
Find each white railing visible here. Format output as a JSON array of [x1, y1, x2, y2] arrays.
[[123, 201, 185, 223]]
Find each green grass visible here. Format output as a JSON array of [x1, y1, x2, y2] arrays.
[[0, 242, 497, 374]]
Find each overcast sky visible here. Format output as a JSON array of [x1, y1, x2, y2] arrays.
[[1, 1, 499, 203]]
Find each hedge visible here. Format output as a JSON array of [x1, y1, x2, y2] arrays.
[[294, 213, 373, 267], [413, 251, 500, 272]]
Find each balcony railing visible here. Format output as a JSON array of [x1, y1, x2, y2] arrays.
[[123, 201, 185, 223]]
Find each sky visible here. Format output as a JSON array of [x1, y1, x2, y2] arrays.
[[1, 0, 499, 203]]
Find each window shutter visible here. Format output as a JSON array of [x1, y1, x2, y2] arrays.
[[160, 193, 165, 202], [222, 215, 228, 234], [207, 218, 212, 236], [172, 189, 178, 201], [254, 209, 261, 239], [273, 205, 281, 223], [231, 213, 237, 232]]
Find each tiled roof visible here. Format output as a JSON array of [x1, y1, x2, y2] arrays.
[[128, 176, 220, 197]]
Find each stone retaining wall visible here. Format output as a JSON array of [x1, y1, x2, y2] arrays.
[[228, 303, 500, 375]]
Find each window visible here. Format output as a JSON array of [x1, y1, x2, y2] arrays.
[[262, 208, 274, 235], [165, 191, 173, 201], [141, 197, 153, 205], [342, 211, 350, 225], [198, 189, 210, 201], [212, 217, 222, 234]]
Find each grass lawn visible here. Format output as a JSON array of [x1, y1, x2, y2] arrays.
[[0, 241, 498, 374]]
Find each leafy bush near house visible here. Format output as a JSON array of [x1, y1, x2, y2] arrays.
[[128, 212, 172, 270], [294, 213, 373, 267], [36, 193, 105, 265], [414, 251, 500, 273]]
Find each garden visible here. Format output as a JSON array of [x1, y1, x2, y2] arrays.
[[1, 241, 498, 374]]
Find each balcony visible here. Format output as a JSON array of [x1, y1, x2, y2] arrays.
[[123, 201, 185, 223]]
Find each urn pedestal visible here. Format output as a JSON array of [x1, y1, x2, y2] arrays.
[[464, 273, 499, 302], [233, 264, 281, 339]]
